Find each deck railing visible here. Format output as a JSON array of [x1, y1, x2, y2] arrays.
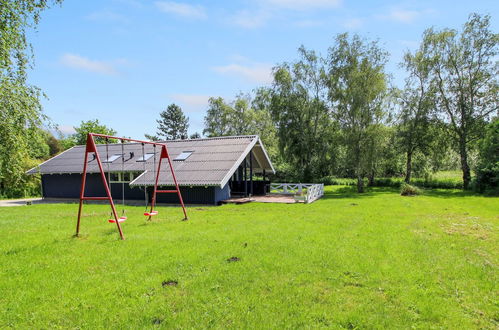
[[269, 183, 324, 204]]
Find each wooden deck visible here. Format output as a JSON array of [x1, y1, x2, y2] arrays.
[[222, 194, 297, 204]]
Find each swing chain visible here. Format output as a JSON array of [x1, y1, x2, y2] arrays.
[[120, 139, 126, 216], [142, 143, 148, 211]]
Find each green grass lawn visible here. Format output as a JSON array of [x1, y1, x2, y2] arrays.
[[0, 186, 497, 328]]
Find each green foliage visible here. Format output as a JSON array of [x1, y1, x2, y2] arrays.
[[155, 104, 189, 140], [474, 119, 499, 193], [0, 0, 62, 198], [421, 13, 498, 189], [319, 171, 464, 190], [400, 183, 421, 196], [203, 92, 279, 161], [70, 119, 117, 146], [203, 97, 234, 137], [144, 133, 160, 141], [189, 132, 201, 139], [396, 39, 437, 183], [326, 33, 389, 192], [270, 46, 338, 182], [44, 131, 62, 156], [1, 0, 63, 79], [0, 187, 497, 327], [0, 77, 45, 197]]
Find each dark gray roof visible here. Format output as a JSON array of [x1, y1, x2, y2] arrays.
[[27, 135, 274, 187]]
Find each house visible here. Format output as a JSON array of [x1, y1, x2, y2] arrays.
[[27, 135, 274, 205]]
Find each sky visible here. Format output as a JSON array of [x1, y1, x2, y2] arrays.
[[28, 0, 498, 139]]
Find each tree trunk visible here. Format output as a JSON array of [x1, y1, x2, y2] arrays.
[[357, 174, 364, 193], [405, 150, 413, 183], [368, 170, 375, 186], [459, 136, 471, 189]]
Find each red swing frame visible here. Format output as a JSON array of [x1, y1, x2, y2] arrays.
[[75, 133, 188, 240]]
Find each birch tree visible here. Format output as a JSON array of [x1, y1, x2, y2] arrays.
[[423, 13, 498, 189], [326, 33, 389, 192]]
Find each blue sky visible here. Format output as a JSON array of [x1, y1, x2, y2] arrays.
[[28, 0, 498, 139]]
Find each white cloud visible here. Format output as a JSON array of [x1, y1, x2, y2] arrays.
[[155, 1, 206, 19], [57, 125, 76, 136], [60, 53, 123, 75], [212, 63, 273, 84], [112, 0, 144, 8], [169, 94, 210, 111], [261, 0, 341, 10], [294, 19, 324, 27], [229, 0, 341, 28], [380, 8, 434, 24], [341, 18, 363, 29], [230, 10, 270, 29], [86, 10, 129, 23]]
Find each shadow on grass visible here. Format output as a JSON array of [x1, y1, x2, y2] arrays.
[[323, 186, 494, 200], [422, 189, 494, 199]]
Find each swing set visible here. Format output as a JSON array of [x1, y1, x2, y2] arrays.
[[75, 133, 188, 240]]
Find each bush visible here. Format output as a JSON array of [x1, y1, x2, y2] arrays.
[[318, 176, 357, 186], [400, 183, 421, 196], [474, 119, 499, 194]]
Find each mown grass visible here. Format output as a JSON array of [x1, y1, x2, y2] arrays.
[[0, 186, 497, 328]]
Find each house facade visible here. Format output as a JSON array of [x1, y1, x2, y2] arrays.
[[27, 135, 274, 205]]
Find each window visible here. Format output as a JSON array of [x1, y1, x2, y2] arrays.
[[103, 154, 123, 163], [136, 153, 155, 162], [109, 172, 135, 183], [174, 151, 193, 161], [110, 173, 120, 182]]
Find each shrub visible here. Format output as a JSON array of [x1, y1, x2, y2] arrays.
[[318, 176, 358, 186], [474, 119, 499, 194], [400, 183, 421, 196]]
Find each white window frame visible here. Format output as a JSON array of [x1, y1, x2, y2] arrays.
[[109, 172, 137, 183], [136, 153, 155, 162], [102, 153, 124, 163], [174, 151, 193, 161]]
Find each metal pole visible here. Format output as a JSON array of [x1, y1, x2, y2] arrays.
[[244, 156, 247, 197], [38, 165, 44, 200], [92, 136, 125, 239], [76, 147, 90, 237], [148, 151, 162, 221], [249, 152, 253, 196], [263, 169, 267, 194], [164, 147, 188, 220]]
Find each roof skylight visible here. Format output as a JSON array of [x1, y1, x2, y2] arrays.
[[174, 151, 193, 161], [102, 154, 123, 163], [136, 153, 155, 162]]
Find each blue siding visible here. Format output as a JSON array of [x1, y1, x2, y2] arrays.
[[214, 184, 230, 204], [41, 174, 217, 205]]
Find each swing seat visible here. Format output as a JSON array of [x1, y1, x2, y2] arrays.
[[108, 216, 127, 223], [144, 211, 158, 216]]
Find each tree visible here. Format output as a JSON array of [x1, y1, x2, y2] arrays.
[[203, 91, 279, 167], [0, 0, 63, 197], [144, 133, 160, 141], [72, 119, 117, 146], [422, 13, 498, 189], [270, 46, 334, 182], [189, 132, 201, 139], [155, 104, 189, 140], [396, 43, 436, 183], [475, 118, 499, 193], [326, 33, 389, 192], [203, 97, 235, 137], [45, 132, 62, 156]]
